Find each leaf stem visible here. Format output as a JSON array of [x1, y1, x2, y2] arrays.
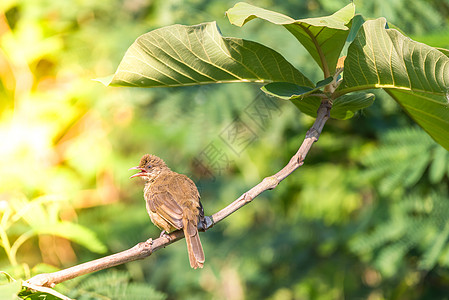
[[10, 231, 34, 265], [0, 225, 16, 266]]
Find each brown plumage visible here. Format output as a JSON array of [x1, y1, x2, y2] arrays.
[[130, 154, 205, 269]]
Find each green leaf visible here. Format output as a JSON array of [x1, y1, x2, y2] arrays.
[[345, 14, 365, 46], [438, 48, 449, 58], [35, 222, 107, 254], [0, 272, 15, 283], [341, 14, 365, 57], [0, 281, 22, 300], [261, 76, 333, 100], [226, 2, 355, 75], [261, 83, 313, 100], [337, 18, 449, 150], [18, 290, 61, 300], [292, 93, 375, 120], [315, 76, 334, 88], [419, 221, 449, 270], [429, 147, 449, 183], [361, 127, 438, 195], [102, 22, 313, 88], [332, 93, 375, 119], [69, 270, 167, 300], [93, 74, 114, 86], [376, 242, 410, 278]]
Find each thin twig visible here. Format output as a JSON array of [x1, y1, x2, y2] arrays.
[[26, 98, 332, 289]]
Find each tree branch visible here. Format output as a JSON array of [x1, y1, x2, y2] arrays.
[[25, 99, 332, 289]]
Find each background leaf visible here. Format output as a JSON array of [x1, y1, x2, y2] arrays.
[[361, 127, 447, 195], [67, 270, 167, 300], [35, 222, 107, 254], [0, 281, 22, 300], [386, 89, 449, 151]]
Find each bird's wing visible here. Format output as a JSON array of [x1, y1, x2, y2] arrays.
[[149, 192, 183, 229], [170, 174, 200, 204], [146, 174, 184, 230], [169, 174, 201, 221], [147, 173, 201, 230]]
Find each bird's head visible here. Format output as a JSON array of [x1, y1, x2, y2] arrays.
[[129, 154, 169, 180]]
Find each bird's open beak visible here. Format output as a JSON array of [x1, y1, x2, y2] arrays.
[[129, 166, 148, 179]]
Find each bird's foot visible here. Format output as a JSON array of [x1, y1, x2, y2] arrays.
[[159, 230, 171, 241]]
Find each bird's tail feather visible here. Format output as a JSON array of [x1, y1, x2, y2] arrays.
[[184, 219, 204, 269]]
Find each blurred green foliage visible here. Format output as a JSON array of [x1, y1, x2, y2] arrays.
[[0, 0, 448, 299]]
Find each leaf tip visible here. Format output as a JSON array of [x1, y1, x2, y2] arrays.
[[93, 75, 114, 86]]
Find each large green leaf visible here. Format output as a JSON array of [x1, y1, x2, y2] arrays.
[[100, 22, 313, 88], [226, 2, 355, 76], [336, 18, 449, 150]]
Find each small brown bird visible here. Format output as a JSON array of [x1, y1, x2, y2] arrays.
[[130, 154, 205, 269]]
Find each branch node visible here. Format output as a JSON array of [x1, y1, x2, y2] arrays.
[[25, 274, 54, 288], [136, 238, 153, 256], [305, 128, 319, 140], [239, 192, 252, 204], [262, 176, 279, 190]]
